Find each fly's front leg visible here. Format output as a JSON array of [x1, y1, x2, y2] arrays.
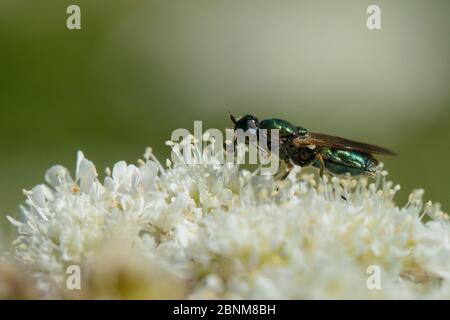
[[274, 161, 294, 180], [280, 162, 294, 180]]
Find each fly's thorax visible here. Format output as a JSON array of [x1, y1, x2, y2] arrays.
[[278, 136, 317, 166], [259, 119, 305, 138]]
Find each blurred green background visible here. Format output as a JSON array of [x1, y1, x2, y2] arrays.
[[0, 0, 449, 237]]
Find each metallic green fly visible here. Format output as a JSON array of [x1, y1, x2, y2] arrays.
[[230, 114, 397, 179]]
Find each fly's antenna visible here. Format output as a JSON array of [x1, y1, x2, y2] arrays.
[[229, 112, 238, 124]]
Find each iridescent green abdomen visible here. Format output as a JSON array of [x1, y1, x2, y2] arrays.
[[259, 119, 307, 137], [313, 147, 378, 176]]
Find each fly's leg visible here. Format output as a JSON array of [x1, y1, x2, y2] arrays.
[[274, 161, 294, 180], [315, 153, 326, 177], [280, 163, 294, 180]]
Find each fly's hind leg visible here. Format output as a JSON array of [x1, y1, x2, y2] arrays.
[[315, 153, 326, 177]]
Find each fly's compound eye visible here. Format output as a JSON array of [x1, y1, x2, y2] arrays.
[[248, 119, 258, 129], [233, 115, 259, 133], [246, 119, 259, 135]]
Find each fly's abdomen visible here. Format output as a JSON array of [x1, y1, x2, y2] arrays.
[[313, 148, 378, 176]]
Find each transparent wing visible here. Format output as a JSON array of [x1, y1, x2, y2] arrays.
[[292, 132, 397, 155]]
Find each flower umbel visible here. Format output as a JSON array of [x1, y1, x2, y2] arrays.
[[7, 138, 450, 299]]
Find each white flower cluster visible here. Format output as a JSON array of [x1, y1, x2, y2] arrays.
[[7, 138, 450, 299]]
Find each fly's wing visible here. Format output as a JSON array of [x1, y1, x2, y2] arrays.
[[292, 132, 397, 155]]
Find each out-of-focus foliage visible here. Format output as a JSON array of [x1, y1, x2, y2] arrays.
[[0, 0, 449, 237]]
